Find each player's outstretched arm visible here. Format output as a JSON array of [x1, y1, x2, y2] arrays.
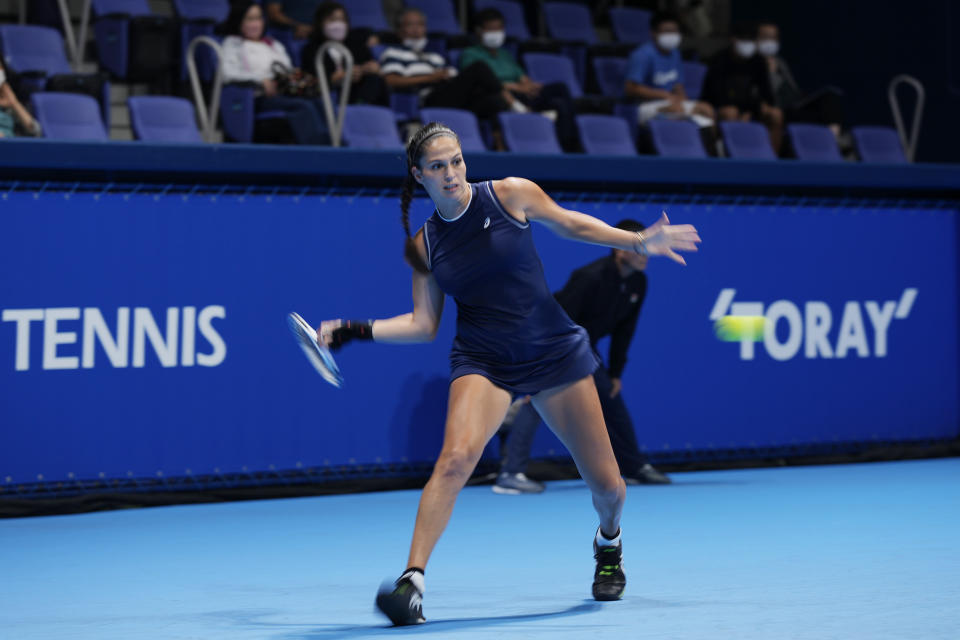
[[495, 177, 701, 265]]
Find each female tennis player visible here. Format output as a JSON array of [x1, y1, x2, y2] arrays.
[[317, 122, 700, 625]]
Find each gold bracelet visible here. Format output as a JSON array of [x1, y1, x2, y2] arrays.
[[634, 230, 648, 256]]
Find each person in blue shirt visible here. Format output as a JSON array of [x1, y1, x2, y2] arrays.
[[624, 11, 714, 127], [315, 122, 700, 625]]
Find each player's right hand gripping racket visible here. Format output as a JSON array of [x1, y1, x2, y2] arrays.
[[287, 312, 345, 388]]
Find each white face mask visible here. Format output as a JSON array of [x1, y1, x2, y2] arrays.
[[757, 39, 779, 57], [403, 37, 428, 52], [734, 40, 757, 58], [324, 20, 348, 42], [656, 32, 681, 51], [481, 30, 506, 49]]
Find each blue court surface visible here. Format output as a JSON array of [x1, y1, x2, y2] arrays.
[[2, 458, 958, 639]]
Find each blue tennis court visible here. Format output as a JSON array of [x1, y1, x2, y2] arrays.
[[2, 458, 958, 639]]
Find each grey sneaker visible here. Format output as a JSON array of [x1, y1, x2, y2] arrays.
[[492, 472, 545, 494], [623, 464, 671, 485]]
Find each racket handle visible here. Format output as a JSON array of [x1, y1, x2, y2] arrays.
[[330, 319, 374, 350]]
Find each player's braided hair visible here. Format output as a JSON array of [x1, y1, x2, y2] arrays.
[[401, 122, 461, 273]]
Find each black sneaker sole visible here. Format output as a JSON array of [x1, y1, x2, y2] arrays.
[[375, 585, 425, 626]]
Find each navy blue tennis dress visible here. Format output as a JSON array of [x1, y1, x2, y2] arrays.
[[422, 181, 600, 395]]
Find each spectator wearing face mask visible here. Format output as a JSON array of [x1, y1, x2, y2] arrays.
[[379, 7, 514, 121], [702, 21, 783, 153], [301, 1, 389, 106], [624, 11, 715, 128], [0, 63, 41, 138], [459, 8, 579, 151], [757, 21, 844, 138]]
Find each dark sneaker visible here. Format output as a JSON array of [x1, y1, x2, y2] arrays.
[[592, 535, 626, 601], [375, 575, 425, 626], [492, 472, 545, 494], [624, 464, 671, 485]]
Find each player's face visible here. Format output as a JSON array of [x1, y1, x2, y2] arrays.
[[414, 136, 467, 203]]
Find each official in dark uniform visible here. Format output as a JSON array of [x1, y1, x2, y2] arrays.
[[494, 219, 671, 495]]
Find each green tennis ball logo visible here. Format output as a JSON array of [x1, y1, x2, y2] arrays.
[[714, 316, 765, 342]]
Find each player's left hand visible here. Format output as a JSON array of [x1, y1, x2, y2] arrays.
[[609, 378, 622, 398], [642, 211, 701, 265]]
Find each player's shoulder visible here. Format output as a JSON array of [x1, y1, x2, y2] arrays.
[[491, 177, 539, 200]]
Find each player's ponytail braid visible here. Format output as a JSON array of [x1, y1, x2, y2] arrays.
[[401, 122, 461, 274]]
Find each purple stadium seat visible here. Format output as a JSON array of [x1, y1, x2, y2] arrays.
[[172, 1, 228, 82], [851, 126, 908, 163], [342, 0, 389, 32], [92, 0, 176, 82], [523, 52, 583, 98], [682, 61, 707, 101], [473, 0, 531, 40], [592, 56, 627, 97], [543, 2, 596, 44], [419, 108, 487, 152], [788, 123, 843, 162], [719, 121, 776, 160], [172, 0, 228, 21], [498, 112, 563, 153], [608, 7, 651, 45], [31, 92, 109, 141], [405, 0, 462, 35], [648, 118, 707, 158], [128, 96, 203, 143], [576, 114, 636, 155], [343, 105, 404, 149]]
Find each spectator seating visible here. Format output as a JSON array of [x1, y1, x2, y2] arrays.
[[851, 126, 908, 163], [524, 52, 583, 98], [648, 118, 707, 158], [0, 24, 111, 127], [608, 7, 652, 45], [405, 0, 462, 35], [420, 107, 487, 151], [343, 105, 403, 149], [128, 96, 203, 142], [498, 112, 563, 153], [719, 121, 777, 160], [92, 0, 177, 83], [542, 2, 596, 43], [576, 114, 636, 155], [31, 92, 109, 141], [172, 0, 228, 82], [682, 61, 707, 101], [592, 56, 627, 98], [474, 0, 531, 40], [787, 123, 843, 161], [342, 0, 390, 31]]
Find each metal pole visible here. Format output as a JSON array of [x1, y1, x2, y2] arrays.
[[186, 36, 225, 142], [888, 74, 925, 162], [77, 0, 92, 68], [56, 0, 80, 68], [315, 42, 354, 147]]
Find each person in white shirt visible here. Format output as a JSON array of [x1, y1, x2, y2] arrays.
[[221, 2, 328, 145]]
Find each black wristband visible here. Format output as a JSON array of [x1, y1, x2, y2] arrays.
[[329, 320, 373, 350]]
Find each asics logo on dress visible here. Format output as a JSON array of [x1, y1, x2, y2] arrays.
[[483, 217, 491, 229]]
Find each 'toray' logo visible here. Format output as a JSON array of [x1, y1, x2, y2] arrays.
[[710, 288, 917, 361]]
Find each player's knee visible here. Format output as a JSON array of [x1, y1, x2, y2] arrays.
[[434, 448, 479, 482], [592, 476, 625, 505]]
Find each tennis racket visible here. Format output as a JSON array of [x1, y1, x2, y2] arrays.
[[287, 312, 345, 388]]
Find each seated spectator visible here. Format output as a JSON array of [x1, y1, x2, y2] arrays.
[[379, 7, 513, 121], [758, 21, 844, 138], [301, 2, 389, 106], [221, 2, 329, 145], [624, 11, 714, 128], [460, 7, 578, 151], [702, 22, 784, 152], [265, 0, 320, 39], [0, 64, 41, 138]]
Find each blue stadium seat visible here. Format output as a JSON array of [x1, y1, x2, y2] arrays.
[[851, 126, 907, 163], [405, 0, 462, 35], [343, 105, 404, 149], [390, 92, 421, 122], [172, 0, 228, 82], [128, 96, 203, 143], [473, 0, 531, 40], [0, 24, 111, 127], [647, 118, 707, 158], [592, 56, 627, 97], [342, 0, 389, 31], [576, 114, 636, 155], [682, 61, 707, 101], [787, 123, 843, 162], [419, 107, 487, 152], [523, 52, 582, 98], [542, 2, 596, 44], [92, 0, 176, 82], [608, 7, 651, 45], [719, 121, 776, 160], [498, 112, 563, 153], [31, 92, 109, 141], [172, 0, 228, 21]]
